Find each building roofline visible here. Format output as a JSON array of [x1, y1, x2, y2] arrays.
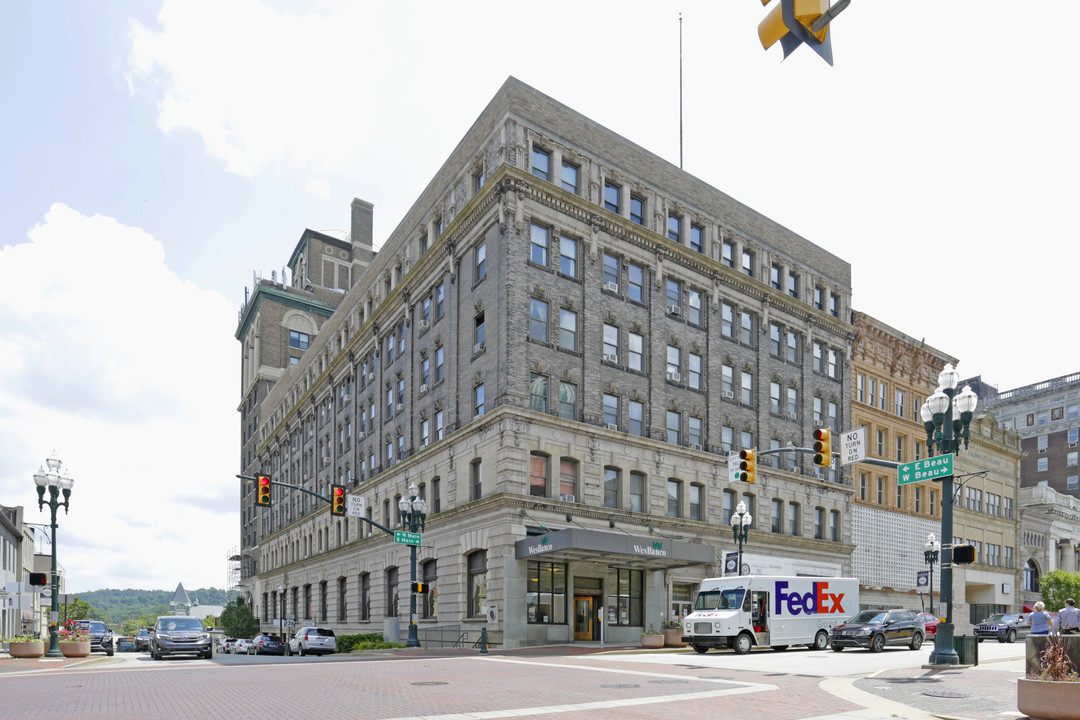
[[235, 282, 337, 341]]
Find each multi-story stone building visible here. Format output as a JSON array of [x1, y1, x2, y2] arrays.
[[973, 371, 1080, 602], [234, 77, 857, 648], [849, 312, 956, 611], [849, 313, 1023, 630]]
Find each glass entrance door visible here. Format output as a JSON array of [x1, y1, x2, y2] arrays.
[[574, 596, 594, 641]]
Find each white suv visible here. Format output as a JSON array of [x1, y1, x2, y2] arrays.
[[288, 627, 336, 656]]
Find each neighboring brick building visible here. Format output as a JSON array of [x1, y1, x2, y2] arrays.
[[234, 77, 858, 648]]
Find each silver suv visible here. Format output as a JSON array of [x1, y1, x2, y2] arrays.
[[288, 626, 336, 656], [150, 615, 212, 660]]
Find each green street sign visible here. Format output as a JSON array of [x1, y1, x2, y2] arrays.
[[394, 530, 422, 546], [898, 454, 953, 485]]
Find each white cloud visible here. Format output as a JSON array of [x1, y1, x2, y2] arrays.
[[0, 204, 238, 592]]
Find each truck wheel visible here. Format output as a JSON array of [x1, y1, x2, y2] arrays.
[[1006, 630, 1016, 644], [813, 630, 829, 650], [909, 632, 923, 650], [831, 644, 844, 652], [870, 634, 885, 653], [733, 633, 753, 655], [691, 644, 708, 654]]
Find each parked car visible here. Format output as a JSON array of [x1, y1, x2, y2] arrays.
[[75, 620, 114, 656], [150, 615, 212, 660], [134, 628, 151, 652], [915, 613, 939, 638], [249, 633, 285, 655], [232, 638, 253, 654], [829, 609, 925, 653], [975, 613, 1030, 643], [221, 637, 237, 654], [288, 627, 336, 656]]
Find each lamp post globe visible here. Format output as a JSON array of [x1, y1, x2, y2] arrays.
[[33, 452, 73, 658], [731, 502, 752, 577], [400, 483, 426, 648]]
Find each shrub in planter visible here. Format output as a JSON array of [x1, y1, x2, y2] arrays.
[[5, 636, 45, 658], [1018, 634, 1080, 720]]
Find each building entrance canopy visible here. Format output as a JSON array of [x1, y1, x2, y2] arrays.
[[514, 528, 715, 570]]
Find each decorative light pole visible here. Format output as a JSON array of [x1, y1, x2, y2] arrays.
[[33, 452, 74, 658], [730, 501, 753, 576], [924, 533, 940, 615], [920, 363, 978, 665], [398, 482, 427, 648]]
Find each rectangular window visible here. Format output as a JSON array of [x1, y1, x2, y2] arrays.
[[829, 510, 840, 542], [721, 240, 735, 268], [770, 382, 782, 415], [741, 371, 753, 405], [742, 250, 754, 277], [604, 467, 620, 509], [628, 400, 644, 436], [829, 293, 839, 317], [689, 484, 702, 521], [770, 264, 781, 290], [629, 332, 644, 372], [529, 453, 548, 497], [666, 410, 681, 445], [559, 236, 577, 277], [668, 215, 681, 242], [876, 476, 885, 504], [721, 303, 734, 338], [814, 286, 825, 310], [604, 182, 620, 213], [471, 461, 482, 501], [560, 458, 577, 498], [666, 345, 680, 378], [559, 308, 577, 351], [629, 472, 645, 513], [434, 346, 444, 383], [895, 389, 906, 417], [603, 324, 619, 362], [561, 162, 578, 193], [857, 374, 865, 403], [559, 382, 576, 420], [740, 312, 753, 344], [630, 194, 645, 224], [771, 499, 783, 533], [474, 313, 485, 347], [786, 331, 799, 363], [529, 373, 548, 413], [475, 243, 486, 281], [722, 365, 734, 397], [289, 331, 310, 350], [602, 252, 619, 287], [786, 387, 798, 418], [666, 279, 681, 313], [688, 352, 702, 390], [688, 416, 702, 448], [527, 561, 567, 625], [531, 147, 550, 180], [436, 283, 445, 317], [688, 288, 702, 325], [770, 323, 781, 356], [667, 479, 682, 517], [530, 223, 549, 266], [787, 272, 798, 299], [896, 435, 905, 463], [788, 503, 800, 536], [474, 384, 485, 417], [628, 262, 644, 303], [529, 298, 548, 342], [602, 393, 618, 426], [814, 507, 825, 540], [690, 224, 703, 253], [607, 568, 642, 627]]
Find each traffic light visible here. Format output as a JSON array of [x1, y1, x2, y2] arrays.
[[330, 485, 346, 516], [28, 572, 48, 586], [411, 581, 428, 593], [757, 0, 836, 66], [812, 428, 832, 467], [953, 545, 977, 565], [738, 449, 757, 483], [256, 475, 272, 507]]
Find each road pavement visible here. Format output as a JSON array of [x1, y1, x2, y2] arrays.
[[0, 641, 1031, 720]]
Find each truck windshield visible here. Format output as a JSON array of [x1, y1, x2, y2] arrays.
[[694, 589, 744, 611]]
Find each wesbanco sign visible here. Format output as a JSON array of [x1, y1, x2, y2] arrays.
[[514, 527, 714, 569]]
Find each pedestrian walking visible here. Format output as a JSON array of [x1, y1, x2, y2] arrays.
[[1058, 598, 1080, 635], [1030, 602, 1052, 635]]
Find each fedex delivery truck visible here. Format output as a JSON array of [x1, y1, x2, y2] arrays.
[[681, 575, 858, 654]]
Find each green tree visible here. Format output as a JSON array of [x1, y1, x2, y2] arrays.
[[220, 598, 259, 638], [1038, 570, 1080, 612], [63, 597, 98, 622]]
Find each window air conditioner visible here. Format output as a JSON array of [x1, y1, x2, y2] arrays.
[[321, 457, 331, 466], [691, 444, 703, 451], [723, 390, 734, 399], [473, 342, 485, 354], [418, 320, 430, 331], [473, 414, 482, 421], [342, 394, 350, 403], [559, 494, 576, 503], [603, 353, 618, 363], [667, 371, 681, 382], [605, 423, 618, 431], [420, 384, 429, 394], [604, 282, 619, 293], [367, 373, 375, 382], [668, 304, 681, 316], [357, 432, 365, 440], [396, 403, 404, 412]]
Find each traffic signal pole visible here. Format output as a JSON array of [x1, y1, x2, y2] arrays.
[[238, 474, 394, 535]]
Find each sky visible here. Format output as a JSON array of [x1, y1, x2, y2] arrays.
[[1, 2, 1076, 593]]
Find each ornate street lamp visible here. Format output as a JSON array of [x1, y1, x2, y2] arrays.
[[730, 501, 753, 577], [920, 363, 978, 665], [398, 482, 427, 648], [924, 533, 940, 616], [33, 452, 74, 658]]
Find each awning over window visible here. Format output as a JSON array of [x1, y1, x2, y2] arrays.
[[514, 528, 715, 570]]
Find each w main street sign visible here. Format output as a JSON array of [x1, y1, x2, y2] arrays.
[[898, 454, 953, 485]]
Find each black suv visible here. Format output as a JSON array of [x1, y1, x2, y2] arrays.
[[75, 620, 114, 656], [829, 609, 925, 653], [134, 628, 150, 652], [975, 613, 1030, 643]]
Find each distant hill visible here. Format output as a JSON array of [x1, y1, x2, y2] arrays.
[[75, 587, 230, 623]]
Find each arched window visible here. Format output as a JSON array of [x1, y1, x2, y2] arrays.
[[386, 567, 399, 617], [421, 560, 438, 619], [467, 551, 488, 617], [1023, 559, 1040, 592]]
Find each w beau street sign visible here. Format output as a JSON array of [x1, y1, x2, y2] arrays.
[[898, 454, 953, 485]]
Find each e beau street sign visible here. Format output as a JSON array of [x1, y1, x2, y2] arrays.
[[898, 454, 953, 485]]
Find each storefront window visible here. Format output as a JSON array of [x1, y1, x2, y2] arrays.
[[527, 561, 567, 624], [385, 567, 398, 617], [606, 568, 642, 627], [468, 551, 488, 616], [421, 560, 438, 619]]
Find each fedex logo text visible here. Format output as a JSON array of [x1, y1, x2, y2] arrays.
[[774, 581, 846, 616]]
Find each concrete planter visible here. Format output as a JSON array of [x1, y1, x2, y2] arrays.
[[6, 641, 45, 658], [1017, 677, 1080, 720], [641, 634, 664, 649], [663, 629, 687, 648], [58, 641, 90, 658]]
